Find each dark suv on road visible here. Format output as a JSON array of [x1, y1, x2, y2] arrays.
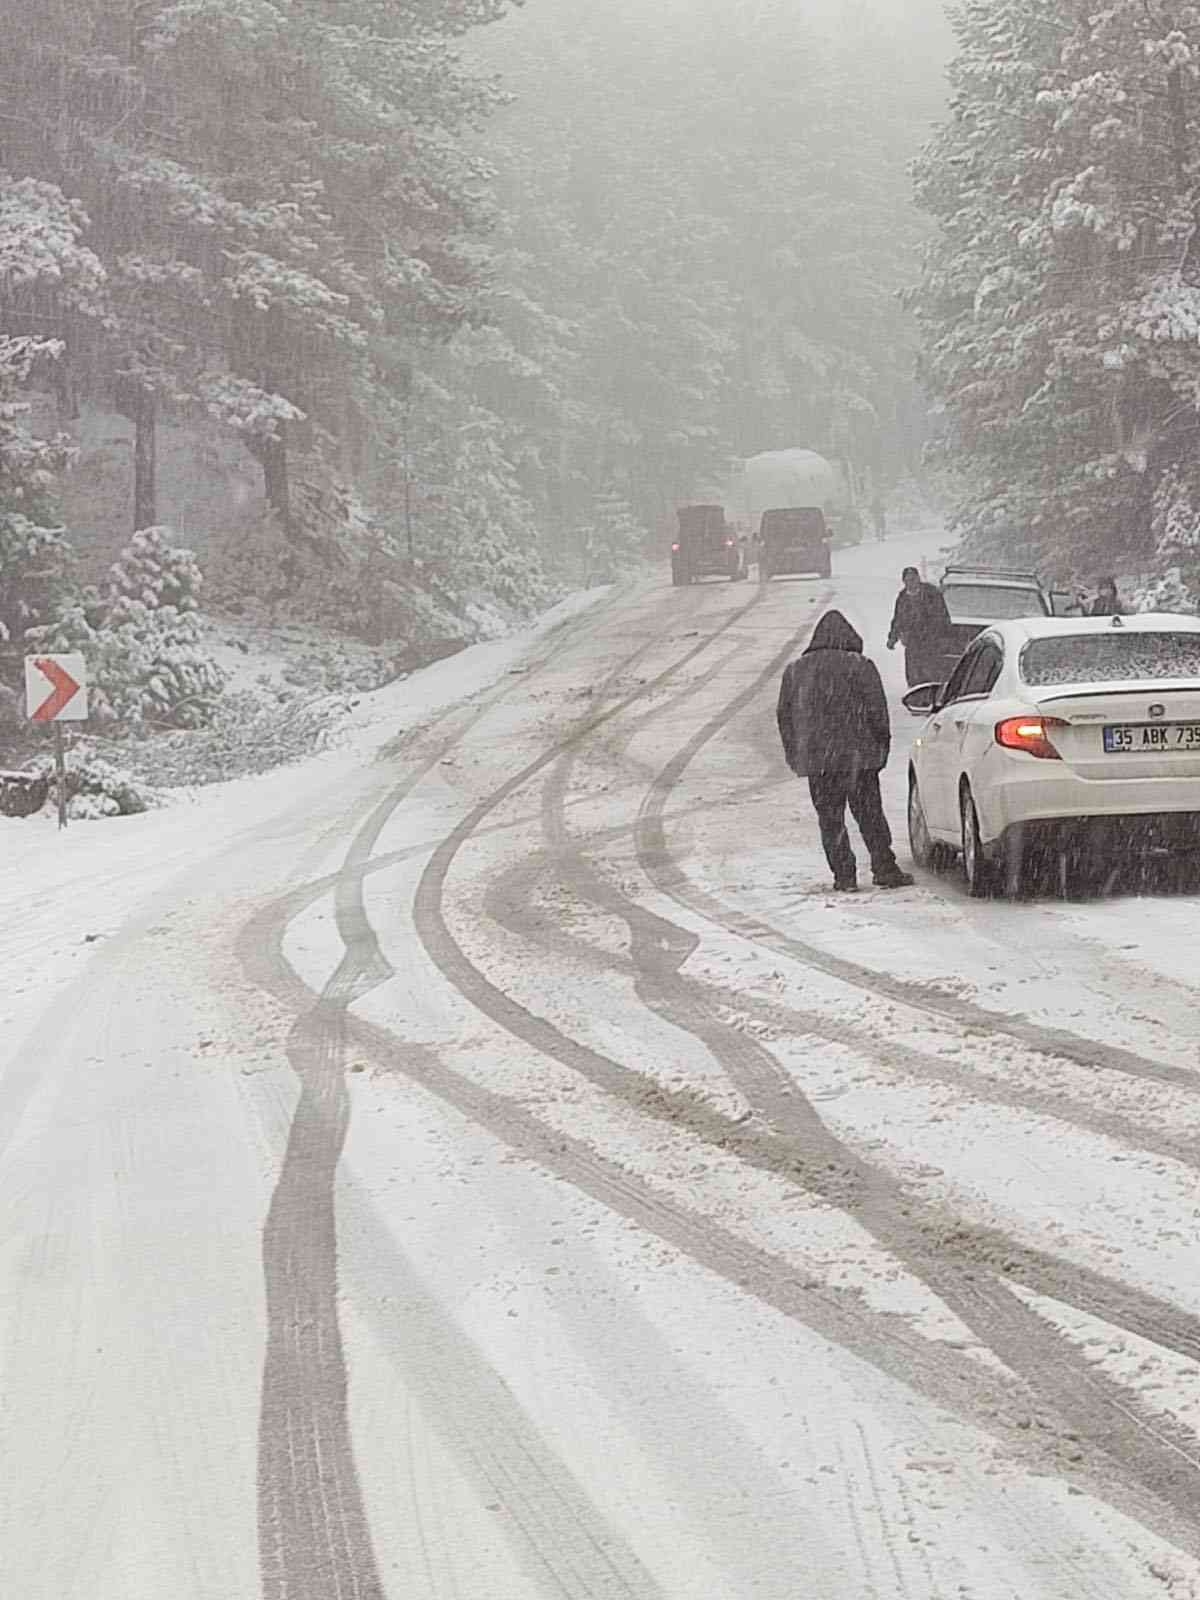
[[758, 507, 832, 580], [671, 504, 741, 585]]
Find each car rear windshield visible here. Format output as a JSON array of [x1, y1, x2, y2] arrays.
[[942, 583, 1046, 621], [1021, 632, 1200, 686]]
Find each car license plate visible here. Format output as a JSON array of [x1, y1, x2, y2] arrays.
[[1103, 722, 1200, 753]]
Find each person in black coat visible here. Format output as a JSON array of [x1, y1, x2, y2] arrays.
[[1089, 576, 1125, 616], [886, 566, 953, 686], [777, 610, 913, 892]]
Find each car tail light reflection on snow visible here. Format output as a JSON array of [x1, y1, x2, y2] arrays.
[[994, 715, 1066, 760]]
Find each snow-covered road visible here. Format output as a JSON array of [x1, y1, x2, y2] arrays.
[[5, 536, 1200, 1599]]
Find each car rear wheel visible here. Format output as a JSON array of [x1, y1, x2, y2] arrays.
[[959, 785, 995, 898], [908, 775, 950, 871]]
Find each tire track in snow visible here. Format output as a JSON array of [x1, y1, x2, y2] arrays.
[[254, 585, 747, 1598], [640, 764, 1200, 1095], [248, 836, 884, 1599], [315, 945, 1200, 1570], [246, 859, 1022, 1439], [273, 833, 1200, 1394], [484, 850, 1200, 1176], [480, 836, 1200, 1379], [259, 774, 444, 1600]]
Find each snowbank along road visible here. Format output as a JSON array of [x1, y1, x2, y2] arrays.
[[5, 536, 1200, 1599]]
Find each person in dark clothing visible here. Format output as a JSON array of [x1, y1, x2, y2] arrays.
[[1089, 576, 1125, 616], [776, 610, 913, 892], [886, 566, 953, 686]]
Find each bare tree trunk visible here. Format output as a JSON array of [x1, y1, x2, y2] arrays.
[[133, 389, 157, 531], [1168, 65, 1189, 192], [260, 428, 292, 535]]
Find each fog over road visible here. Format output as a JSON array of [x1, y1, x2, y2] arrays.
[[5, 536, 1200, 1599]]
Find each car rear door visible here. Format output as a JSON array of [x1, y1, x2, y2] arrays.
[[920, 642, 996, 832], [944, 639, 1005, 809]]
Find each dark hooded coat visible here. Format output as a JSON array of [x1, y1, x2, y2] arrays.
[[776, 611, 891, 779], [886, 581, 951, 650]]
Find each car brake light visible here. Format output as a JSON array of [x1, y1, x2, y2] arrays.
[[994, 716, 1066, 760], [725, 538, 735, 547], [671, 542, 679, 552]]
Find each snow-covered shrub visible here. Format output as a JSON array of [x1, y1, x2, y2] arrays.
[[1132, 567, 1196, 616], [102, 687, 344, 788], [1145, 467, 1200, 610], [24, 750, 160, 817], [109, 526, 205, 614], [33, 594, 225, 726], [29, 527, 225, 726]]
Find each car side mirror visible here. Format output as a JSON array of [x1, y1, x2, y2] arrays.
[[902, 682, 942, 716]]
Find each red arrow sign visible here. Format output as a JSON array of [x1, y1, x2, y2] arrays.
[[30, 656, 83, 722]]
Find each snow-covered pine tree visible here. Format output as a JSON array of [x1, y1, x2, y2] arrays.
[[912, 0, 1200, 583], [0, 0, 516, 541], [143, 0, 515, 532], [405, 388, 549, 613], [583, 488, 644, 583], [0, 176, 106, 686]]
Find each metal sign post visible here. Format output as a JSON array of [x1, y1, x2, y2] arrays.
[[24, 653, 88, 829], [54, 725, 67, 829]]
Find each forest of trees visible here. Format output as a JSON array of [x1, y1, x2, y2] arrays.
[[912, 0, 1200, 593], [0, 0, 946, 726]]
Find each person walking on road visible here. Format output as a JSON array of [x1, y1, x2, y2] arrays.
[[886, 566, 952, 686], [776, 610, 913, 893]]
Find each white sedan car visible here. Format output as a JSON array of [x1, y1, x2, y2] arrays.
[[903, 614, 1200, 895]]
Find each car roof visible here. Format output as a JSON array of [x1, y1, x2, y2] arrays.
[[991, 613, 1200, 644]]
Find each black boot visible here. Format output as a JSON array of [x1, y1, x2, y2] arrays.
[[872, 866, 914, 889]]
